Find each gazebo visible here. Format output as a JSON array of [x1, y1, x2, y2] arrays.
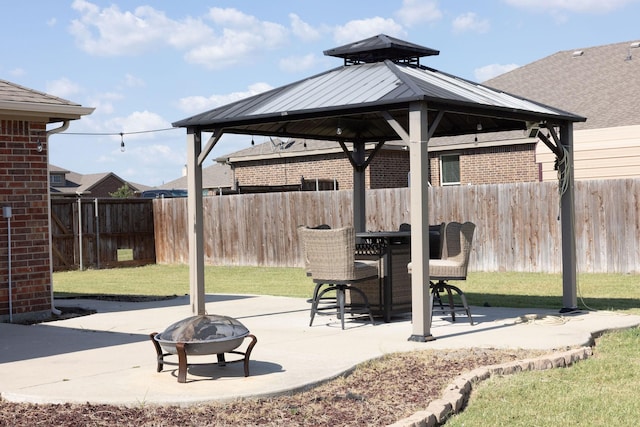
[[173, 34, 586, 341]]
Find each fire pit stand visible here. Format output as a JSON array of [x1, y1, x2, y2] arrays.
[[150, 332, 257, 383]]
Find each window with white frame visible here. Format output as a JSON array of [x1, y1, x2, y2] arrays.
[[440, 154, 460, 186], [50, 174, 64, 185]]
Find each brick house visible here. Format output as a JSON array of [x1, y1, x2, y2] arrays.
[[49, 164, 147, 198], [1, 80, 93, 322], [218, 133, 539, 190], [218, 138, 411, 190]]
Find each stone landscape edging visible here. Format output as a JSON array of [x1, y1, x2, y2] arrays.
[[388, 346, 593, 427]]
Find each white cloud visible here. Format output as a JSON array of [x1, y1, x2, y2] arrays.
[[46, 77, 82, 99], [474, 63, 519, 81], [184, 8, 288, 70], [207, 7, 255, 26], [395, 0, 443, 27], [70, 1, 165, 55], [289, 13, 322, 41], [333, 17, 406, 45], [452, 12, 490, 34], [279, 54, 320, 73], [177, 82, 273, 114], [68, 2, 289, 70], [68, 0, 212, 56], [47, 17, 57, 27], [503, 0, 636, 13], [124, 73, 145, 88]]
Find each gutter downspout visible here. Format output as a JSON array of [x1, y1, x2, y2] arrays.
[[46, 120, 70, 315]]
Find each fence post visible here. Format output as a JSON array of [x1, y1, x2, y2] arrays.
[[77, 195, 83, 271], [95, 198, 100, 269]]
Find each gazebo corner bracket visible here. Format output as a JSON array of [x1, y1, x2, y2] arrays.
[[427, 110, 444, 140], [338, 139, 386, 172], [382, 111, 409, 143], [197, 130, 224, 167], [537, 129, 564, 159]]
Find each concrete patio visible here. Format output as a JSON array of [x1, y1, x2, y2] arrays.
[[1, 294, 639, 406]]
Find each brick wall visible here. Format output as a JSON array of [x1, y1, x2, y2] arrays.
[[90, 174, 132, 198], [234, 152, 367, 190], [0, 119, 52, 322], [233, 143, 539, 190], [428, 143, 539, 186], [369, 150, 410, 188]]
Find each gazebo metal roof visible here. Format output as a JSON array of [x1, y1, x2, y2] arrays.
[[173, 35, 583, 141], [173, 34, 585, 342]]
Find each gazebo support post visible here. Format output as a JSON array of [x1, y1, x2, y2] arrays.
[[352, 139, 367, 233], [408, 101, 435, 342], [186, 127, 206, 316], [559, 122, 578, 312]]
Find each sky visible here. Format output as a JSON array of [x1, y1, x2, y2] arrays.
[[1, 0, 639, 187]]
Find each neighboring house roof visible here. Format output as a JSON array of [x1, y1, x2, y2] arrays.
[[49, 164, 145, 196], [174, 34, 584, 141], [484, 40, 640, 131], [217, 137, 409, 163], [0, 79, 94, 122], [158, 162, 233, 190]]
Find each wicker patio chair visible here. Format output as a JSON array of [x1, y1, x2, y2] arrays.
[[298, 224, 335, 318], [429, 221, 475, 324], [299, 226, 377, 329]]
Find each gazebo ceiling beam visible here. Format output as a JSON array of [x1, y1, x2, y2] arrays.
[[198, 130, 223, 167], [382, 110, 409, 143]]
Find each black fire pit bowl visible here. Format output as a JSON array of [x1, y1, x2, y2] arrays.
[[150, 314, 257, 383]]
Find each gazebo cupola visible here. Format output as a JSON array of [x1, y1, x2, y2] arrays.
[[323, 34, 439, 66]]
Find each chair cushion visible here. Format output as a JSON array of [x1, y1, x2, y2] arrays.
[[429, 259, 467, 280]]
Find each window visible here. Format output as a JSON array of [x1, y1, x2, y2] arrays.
[[50, 174, 64, 185], [440, 154, 460, 186]]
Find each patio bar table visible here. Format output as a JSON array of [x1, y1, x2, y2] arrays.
[[355, 231, 412, 322]]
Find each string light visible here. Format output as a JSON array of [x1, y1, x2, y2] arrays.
[[60, 127, 179, 152]]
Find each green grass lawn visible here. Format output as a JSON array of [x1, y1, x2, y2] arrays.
[[53, 265, 640, 314], [446, 326, 640, 426], [53, 264, 311, 298]]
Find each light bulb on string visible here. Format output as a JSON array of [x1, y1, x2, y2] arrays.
[[120, 132, 125, 152]]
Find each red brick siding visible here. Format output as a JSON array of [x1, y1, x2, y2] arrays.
[[234, 152, 366, 190], [428, 144, 539, 186], [369, 150, 410, 188], [232, 144, 539, 190], [89, 175, 132, 198], [0, 119, 51, 321]]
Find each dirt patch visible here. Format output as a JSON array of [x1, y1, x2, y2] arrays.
[[0, 347, 547, 426]]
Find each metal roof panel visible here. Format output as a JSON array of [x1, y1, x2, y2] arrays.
[[251, 64, 402, 114]]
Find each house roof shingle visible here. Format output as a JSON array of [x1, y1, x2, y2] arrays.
[[0, 80, 94, 122], [158, 163, 233, 190], [484, 40, 640, 130]]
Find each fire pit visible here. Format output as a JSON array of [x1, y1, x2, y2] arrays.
[[150, 314, 257, 383]]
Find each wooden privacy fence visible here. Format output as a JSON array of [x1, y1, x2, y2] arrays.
[[153, 179, 639, 274], [51, 198, 155, 271]]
